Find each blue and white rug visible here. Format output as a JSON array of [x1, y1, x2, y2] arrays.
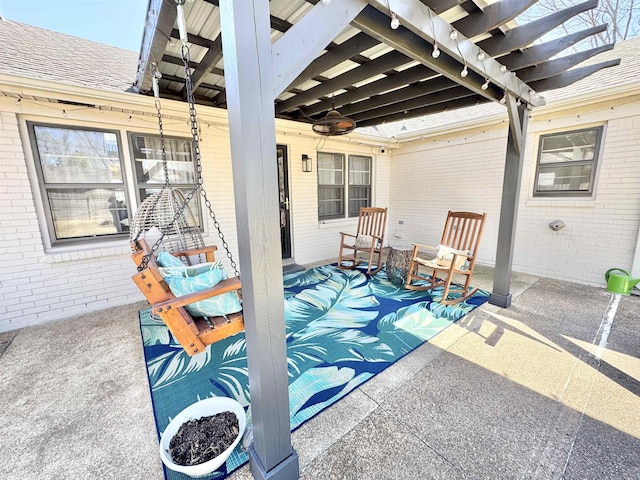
[[139, 264, 489, 479]]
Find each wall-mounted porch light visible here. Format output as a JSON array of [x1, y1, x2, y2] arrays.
[[302, 154, 312, 172]]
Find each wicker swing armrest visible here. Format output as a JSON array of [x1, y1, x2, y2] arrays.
[[152, 277, 242, 315]]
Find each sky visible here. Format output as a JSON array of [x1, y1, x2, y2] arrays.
[[0, 0, 148, 52]]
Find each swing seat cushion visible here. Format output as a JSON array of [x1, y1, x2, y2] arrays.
[[157, 251, 185, 268], [159, 261, 242, 318]]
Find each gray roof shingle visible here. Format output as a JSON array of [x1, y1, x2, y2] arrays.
[[0, 19, 138, 93]]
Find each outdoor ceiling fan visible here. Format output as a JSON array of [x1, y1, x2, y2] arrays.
[[312, 98, 356, 136]]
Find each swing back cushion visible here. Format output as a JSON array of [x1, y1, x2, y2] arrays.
[[157, 254, 242, 317]]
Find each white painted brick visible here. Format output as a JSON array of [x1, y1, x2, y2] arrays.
[[2, 97, 639, 331]]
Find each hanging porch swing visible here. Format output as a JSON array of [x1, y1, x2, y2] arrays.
[[130, 7, 243, 356]]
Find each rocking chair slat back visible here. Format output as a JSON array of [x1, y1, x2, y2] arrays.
[[441, 211, 484, 254], [338, 207, 388, 275], [357, 207, 387, 238]]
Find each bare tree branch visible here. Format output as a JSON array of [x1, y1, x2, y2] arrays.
[[518, 0, 640, 49]]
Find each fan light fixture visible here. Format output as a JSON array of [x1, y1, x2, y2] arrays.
[[312, 102, 356, 136]]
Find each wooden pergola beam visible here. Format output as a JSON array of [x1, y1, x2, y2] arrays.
[[160, 73, 225, 93], [203, 0, 295, 34], [338, 75, 458, 116], [501, 24, 608, 71], [453, 0, 536, 39], [170, 28, 214, 48], [425, 0, 465, 15], [157, 86, 220, 106], [505, 93, 523, 156], [301, 65, 438, 116], [529, 59, 621, 92], [276, 50, 411, 113], [518, 44, 615, 83], [135, 0, 177, 93], [272, 0, 367, 99], [285, 32, 379, 92], [478, 0, 598, 56], [162, 54, 199, 71], [351, 85, 475, 122], [184, 36, 223, 93], [361, 0, 542, 106], [356, 94, 484, 127]]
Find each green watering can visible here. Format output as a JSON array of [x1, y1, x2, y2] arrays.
[[605, 268, 640, 295]]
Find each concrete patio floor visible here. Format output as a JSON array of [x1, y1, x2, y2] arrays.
[[1, 263, 639, 479]]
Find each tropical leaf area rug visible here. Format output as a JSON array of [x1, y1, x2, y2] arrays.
[[139, 264, 489, 479]]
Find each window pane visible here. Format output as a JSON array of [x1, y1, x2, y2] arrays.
[[48, 188, 129, 238], [319, 186, 344, 218], [132, 135, 195, 184], [348, 155, 371, 185], [348, 186, 371, 216], [34, 126, 122, 183], [318, 152, 344, 186], [540, 130, 598, 164], [537, 164, 593, 192]]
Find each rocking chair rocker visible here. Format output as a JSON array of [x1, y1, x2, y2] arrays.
[[405, 211, 486, 305]]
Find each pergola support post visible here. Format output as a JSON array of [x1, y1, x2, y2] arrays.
[[489, 98, 529, 308], [219, 1, 299, 479]]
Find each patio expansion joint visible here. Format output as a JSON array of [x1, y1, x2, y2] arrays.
[[557, 293, 621, 478]]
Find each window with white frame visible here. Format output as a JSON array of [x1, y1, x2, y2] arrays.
[[318, 152, 372, 220], [128, 133, 200, 226], [534, 126, 603, 197], [29, 123, 130, 243], [28, 124, 201, 246]]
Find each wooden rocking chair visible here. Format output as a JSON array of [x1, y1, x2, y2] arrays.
[[405, 211, 486, 305], [338, 207, 388, 274], [131, 239, 243, 356]]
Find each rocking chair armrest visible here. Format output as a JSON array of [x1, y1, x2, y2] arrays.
[[172, 245, 218, 262], [152, 277, 241, 314], [411, 243, 438, 253], [340, 232, 357, 238]]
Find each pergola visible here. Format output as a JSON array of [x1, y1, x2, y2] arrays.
[[135, 1, 619, 479]]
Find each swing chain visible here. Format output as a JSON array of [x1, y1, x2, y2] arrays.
[[156, 99, 171, 189], [135, 81, 175, 271], [181, 43, 240, 279]]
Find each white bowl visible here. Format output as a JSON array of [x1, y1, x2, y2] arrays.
[[159, 397, 247, 477]]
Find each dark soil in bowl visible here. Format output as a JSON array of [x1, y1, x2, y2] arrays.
[[169, 411, 239, 466]]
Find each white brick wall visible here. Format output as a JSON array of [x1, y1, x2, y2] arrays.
[[0, 99, 388, 331], [5, 87, 636, 332], [0, 111, 141, 331], [389, 100, 640, 287]]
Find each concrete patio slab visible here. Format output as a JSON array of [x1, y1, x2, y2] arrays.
[[1, 265, 638, 480]]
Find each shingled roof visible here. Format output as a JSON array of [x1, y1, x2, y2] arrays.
[[0, 19, 138, 92]]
